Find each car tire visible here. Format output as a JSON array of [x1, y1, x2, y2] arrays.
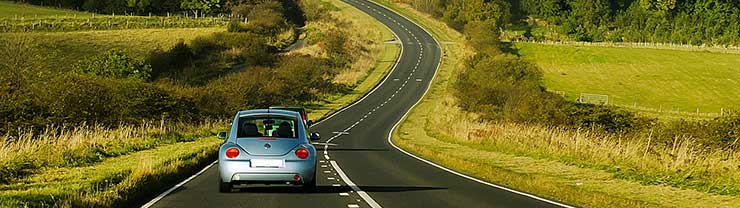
[[219, 177, 232, 193], [302, 167, 317, 192]]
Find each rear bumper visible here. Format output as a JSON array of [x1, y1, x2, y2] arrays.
[[218, 159, 316, 183]]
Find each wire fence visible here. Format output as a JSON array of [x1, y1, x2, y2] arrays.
[[552, 91, 728, 119], [1, 13, 231, 32]]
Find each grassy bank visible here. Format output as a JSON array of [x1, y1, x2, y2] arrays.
[[514, 42, 740, 119], [0, 121, 225, 207], [383, 0, 740, 207], [303, 0, 401, 121]]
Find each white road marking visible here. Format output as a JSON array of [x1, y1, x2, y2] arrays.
[[140, 161, 217, 208], [328, 177, 335, 180], [360, 0, 574, 207], [340, 193, 350, 196], [331, 161, 382, 208], [333, 184, 342, 187], [348, 204, 360, 208]]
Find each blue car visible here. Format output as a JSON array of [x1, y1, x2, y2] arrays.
[[217, 109, 321, 192]]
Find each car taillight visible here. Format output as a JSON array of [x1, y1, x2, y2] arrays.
[[226, 148, 239, 158], [295, 148, 309, 159]]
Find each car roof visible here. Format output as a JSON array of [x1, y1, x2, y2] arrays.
[[269, 105, 305, 110], [238, 109, 301, 118]]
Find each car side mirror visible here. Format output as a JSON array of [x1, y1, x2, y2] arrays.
[[307, 120, 313, 127], [309, 132, 320, 141], [217, 132, 228, 140]]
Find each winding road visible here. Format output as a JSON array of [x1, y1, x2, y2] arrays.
[[144, 0, 570, 207]]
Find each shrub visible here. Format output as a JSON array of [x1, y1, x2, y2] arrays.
[[455, 53, 644, 133], [73, 49, 152, 80], [148, 40, 194, 79]]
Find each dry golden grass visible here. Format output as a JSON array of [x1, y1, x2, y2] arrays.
[[0, 120, 223, 182], [0, 120, 225, 207]]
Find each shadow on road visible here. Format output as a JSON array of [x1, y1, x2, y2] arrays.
[[316, 147, 390, 152], [227, 185, 446, 194]]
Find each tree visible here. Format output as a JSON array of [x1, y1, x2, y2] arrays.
[[127, 0, 151, 14], [181, 0, 221, 17]]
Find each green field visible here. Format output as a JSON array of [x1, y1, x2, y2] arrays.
[[514, 42, 740, 116], [0, 1, 93, 18], [0, 28, 224, 71]]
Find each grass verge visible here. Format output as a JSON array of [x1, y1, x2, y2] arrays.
[[0, 134, 222, 207], [383, 0, 740, 207]]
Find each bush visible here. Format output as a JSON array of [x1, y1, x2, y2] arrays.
[[73, 49, 152, 80], [455, 53, 644, 133], [148, 40, 194, 79], [654, 113, 740, 149], [149, 32, 276, 85]]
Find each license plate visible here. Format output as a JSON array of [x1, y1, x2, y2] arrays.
[[251, 159, 285, 168]]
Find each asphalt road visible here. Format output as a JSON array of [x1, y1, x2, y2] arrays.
[[146, 0, 568, 207]]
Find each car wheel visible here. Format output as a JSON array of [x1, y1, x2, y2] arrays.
[[302, 167, 317, 192], [219, 177, 232, 193]]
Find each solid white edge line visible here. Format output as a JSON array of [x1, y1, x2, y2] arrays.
[[331, 161, 382, 208], [365, 0, 575, 207], [141, 161, 218, 208]]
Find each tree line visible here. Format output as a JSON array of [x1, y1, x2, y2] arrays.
[[401, 0, 740, 46]]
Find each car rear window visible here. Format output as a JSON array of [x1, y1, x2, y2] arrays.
[[237, 115, 298, 138]]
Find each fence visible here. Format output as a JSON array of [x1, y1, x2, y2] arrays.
[[553, 90, 727, 119], [0, 13, 230, 33]]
